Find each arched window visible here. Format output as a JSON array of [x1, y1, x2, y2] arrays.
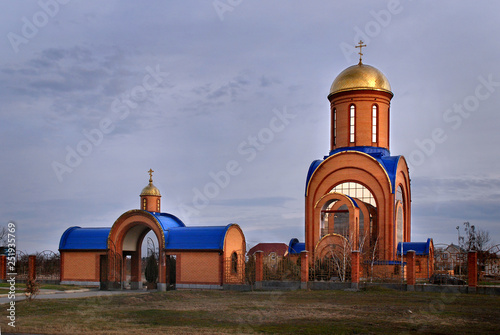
[[142, 198, 147, 210], [231, 252, 238, 273], [156, 199, 160, 212], [333, 108, 337, 146], [396, 204, 404, 247], [349, 104, 355, 143], [331, 182, 375, 206], [372, 104, 378, 143]]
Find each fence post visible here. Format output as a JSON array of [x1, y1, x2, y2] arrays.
[[468, 251, 477, 293], [300, 250, 308, 290], [255, 251, 263, 289], [406, 250, 416, 291], [351, 250, 360, 289], [28, 255, 36, 281], [0, 255, 6, 282]]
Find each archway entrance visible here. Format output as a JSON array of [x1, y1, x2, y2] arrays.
[[102, 210, 173, 291]]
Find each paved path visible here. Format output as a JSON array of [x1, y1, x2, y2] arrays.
[[0, 288, 149, 304]]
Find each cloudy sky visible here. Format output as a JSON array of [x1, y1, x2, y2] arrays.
[[1, 1, 499, 253]]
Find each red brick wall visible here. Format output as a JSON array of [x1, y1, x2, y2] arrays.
[[61, 251, 104, 282]]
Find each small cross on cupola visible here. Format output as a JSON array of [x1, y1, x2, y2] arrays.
[[355, 40, 367, 65], [140, 169, 161, 212]]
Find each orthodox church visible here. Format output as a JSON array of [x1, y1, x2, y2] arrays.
[[59, 170, 246, 290], [59, 44, 434, 287], [289, 44, 433, 278]]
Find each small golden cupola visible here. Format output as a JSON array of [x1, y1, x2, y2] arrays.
[[140, 169, 161, 212]]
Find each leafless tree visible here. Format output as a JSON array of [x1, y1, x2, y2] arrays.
[[0, 226, 8, 245], [461, 222, 491, 252]]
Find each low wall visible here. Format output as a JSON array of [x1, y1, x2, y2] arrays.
[[221, 281, 500, 295]]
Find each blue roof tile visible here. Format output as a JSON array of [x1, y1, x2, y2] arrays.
[[397, 239, 432, 256], [165, 225, 233, 251], [288, 238, 306, 254], [59, 226, 110, 250], [305, 146, 402, 195]]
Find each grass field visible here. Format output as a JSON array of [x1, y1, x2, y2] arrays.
[[0, 282, 89, 291], [1, 287, 499, 334]]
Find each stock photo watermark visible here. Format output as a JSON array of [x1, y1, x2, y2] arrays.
[[407, 74, 500, 168], [7, 0, 72, 54], [51, 65, 168, 183], [213, 0, 244, 21], [178, 106, 296, 218], [339, 0, 411, 64], [6, 222, 17, 328]]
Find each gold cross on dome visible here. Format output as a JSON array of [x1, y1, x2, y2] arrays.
[[148, 169, 154, 183], [355, 40, 367, 64]]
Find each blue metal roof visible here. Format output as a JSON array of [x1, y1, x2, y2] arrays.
[[59, 226, 111, 250], [147, 211, 186, 230], [288, 238, 306, 254], [164, 224, 233, 251], [59, 211, 186, 251], [397, 239, 432, 256], [305, 146, 402, 195], [59, 211, 234, 251]]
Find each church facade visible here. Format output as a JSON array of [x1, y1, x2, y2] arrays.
[[59, 171, 246, 290], [290, 50, 433, 278]]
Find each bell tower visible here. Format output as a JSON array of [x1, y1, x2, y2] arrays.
[[140, 169, 161, 212], [303, 42, 412, 262]]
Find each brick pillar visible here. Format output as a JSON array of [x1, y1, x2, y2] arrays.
[[406, 250, 416, 291], [300, 251, 309, 290], [157, 251, 167, 292], [0, 255, 6, 281], [28, 255, 36, 281], [130, 251, 142, 290], [255, 251, 263, 289], [468, 251, 477, 293], [351, 250, 360, 289]]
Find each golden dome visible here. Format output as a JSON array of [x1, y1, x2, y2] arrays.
[[141, 169, 161, 196], [141, 182, 161, 196], [328, 63, 392, 97]]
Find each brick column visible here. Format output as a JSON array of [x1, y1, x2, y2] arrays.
[[300, 251, 309, 290], [255, 251, 263, 289], [468, 251, 477, 293], [157, 251, 167, 292], [28, 255, 36, 281], [351, 250, 360, 289], [130, 251, 142, 290], [406, 250, 416, 291], [0, 255, 6, 281]]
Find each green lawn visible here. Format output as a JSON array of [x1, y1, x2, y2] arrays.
[[1, 287, 499, 334]]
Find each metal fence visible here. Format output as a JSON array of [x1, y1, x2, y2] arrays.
[[309, 256, 351, 282], [35, 250, 60, 281], [262, 256, 300, 281]]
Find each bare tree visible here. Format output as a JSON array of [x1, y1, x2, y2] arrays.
[[459, 222, 492, 273], [460, 222, 491, 252], [0, 226, 8, 246]]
